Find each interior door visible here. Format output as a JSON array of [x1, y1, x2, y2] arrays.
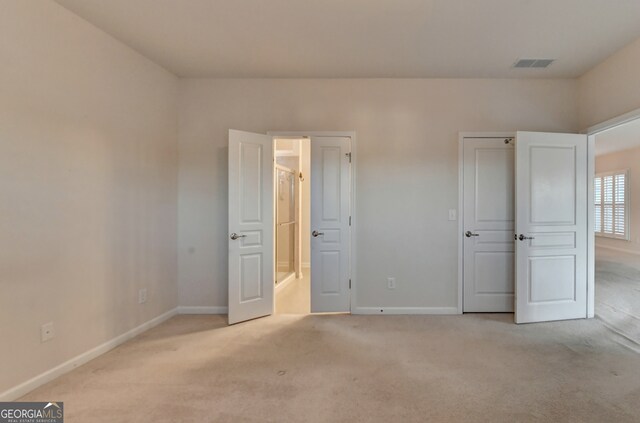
[[228, 130, 274, 324], [310, 137, 351, 312], [463, 137, 515, 312], [515, 131, 587, 323]]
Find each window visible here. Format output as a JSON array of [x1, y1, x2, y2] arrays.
[[594, 170, 629, 239]]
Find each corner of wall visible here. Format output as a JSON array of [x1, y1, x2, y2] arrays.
[[577, 37, 640, 129]]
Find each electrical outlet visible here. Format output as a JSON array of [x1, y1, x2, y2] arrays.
[[138, 288, 148, 304], [387, 277, 396, 290], [448, 209, 457, 221], [41, 322, 55, 343]]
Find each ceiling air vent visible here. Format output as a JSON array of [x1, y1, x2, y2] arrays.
[[513, 58, 555, 69]]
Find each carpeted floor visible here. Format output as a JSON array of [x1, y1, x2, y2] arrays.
[[19, 312, 640, 422], [595, 247, 640, 345]]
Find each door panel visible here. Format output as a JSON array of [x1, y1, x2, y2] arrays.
[[311, 137, 351, 312], [515, 131, 587, 324], [528, 256, 576, 303], [463, 138, 515, 312], [529, 146, 576, 224], [228, 130, 274, 325]]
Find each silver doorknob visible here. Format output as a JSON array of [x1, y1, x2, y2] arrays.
[[465, 231, 479, 238], [518, 234, 535, 241], [312, 230, 324, 237], [230, 232, 246, 240]]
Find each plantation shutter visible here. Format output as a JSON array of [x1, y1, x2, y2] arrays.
[[594, 170, 628, 239]]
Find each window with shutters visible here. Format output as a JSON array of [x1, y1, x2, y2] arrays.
[[594, 170, 629, 239]]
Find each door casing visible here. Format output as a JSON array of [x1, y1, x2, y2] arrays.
[[583, 106, 640, 318], [269, 131, 357, 313]]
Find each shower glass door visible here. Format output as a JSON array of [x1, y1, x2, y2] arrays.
[[276, 166, 296, 283]]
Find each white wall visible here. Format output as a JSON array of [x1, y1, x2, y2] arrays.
[[579, 37, 640, 129], [595, 147, 640, 253], [178, 78, 578, 310], [0, 1, 178, 395]]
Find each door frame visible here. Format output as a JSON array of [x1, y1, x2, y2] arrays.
[[457, 132, 516, 313], [584, 106, 640, 318], [268, 131, 357, 313]]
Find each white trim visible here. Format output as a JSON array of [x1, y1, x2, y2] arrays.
[[0, 308, 178, 402], [585, 111, 640, 319], [584, 106, 640, 135], [457, 132, 516, 314], [177, 306, 228, 314], [458, 136, 464, 314], [587, 134, 595, 318], [595, 244, 640, 256], [268, 131, 357, 314], [353, 307, 458, 315], [275, 273, 296, 292]]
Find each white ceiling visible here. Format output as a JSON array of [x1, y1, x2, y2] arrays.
[[55, 0, 640, 78], [595, 118, 640, 156]]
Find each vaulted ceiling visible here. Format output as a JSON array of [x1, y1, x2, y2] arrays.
[[55, 0, 640, 78]]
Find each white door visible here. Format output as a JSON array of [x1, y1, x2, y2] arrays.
[[310, 137, 351, 312], [463, 137, 515, 312], [228, 130, 274, 324], [515, 131, 587, 324]]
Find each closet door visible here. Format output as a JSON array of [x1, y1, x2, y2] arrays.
[[463, 137, 515, 312], [514, 132, 588, 323]]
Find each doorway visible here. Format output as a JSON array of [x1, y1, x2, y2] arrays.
[[274, 138, 310, 314], [228, 130, 354, 324], [591, 118, 640, 343]]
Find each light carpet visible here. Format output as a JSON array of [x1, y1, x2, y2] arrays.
[[18, 313, 640, 422], [595, 247, 640, 345]]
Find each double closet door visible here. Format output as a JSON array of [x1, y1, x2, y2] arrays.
[[463, 132, 588, 324]]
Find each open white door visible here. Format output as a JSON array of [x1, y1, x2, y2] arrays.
[[310, 136, 351, 312], [228, 130, 274, 324], [515, 131, 587, 323]]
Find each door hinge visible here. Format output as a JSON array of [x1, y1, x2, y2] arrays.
[[349, 279, 352, 289], [346, 152, 352, 163], [349, 216, 352, 226]]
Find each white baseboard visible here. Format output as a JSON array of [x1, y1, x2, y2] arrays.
[[596, 244, 640, 256], [275, 273, 296, 292], [177, 306, 228, 315], [1, 302, 460, 401], [0, 307, 178, 402], [352, 306, 459, 315]]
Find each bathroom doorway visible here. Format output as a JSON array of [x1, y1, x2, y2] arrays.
[[274, 138, 311, 314]]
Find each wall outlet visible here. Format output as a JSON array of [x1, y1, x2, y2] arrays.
[[448, 209, 457, 221], [41, 322, 55, 343], [138, 288, 148, 304], [387, 277, 396, 290]]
